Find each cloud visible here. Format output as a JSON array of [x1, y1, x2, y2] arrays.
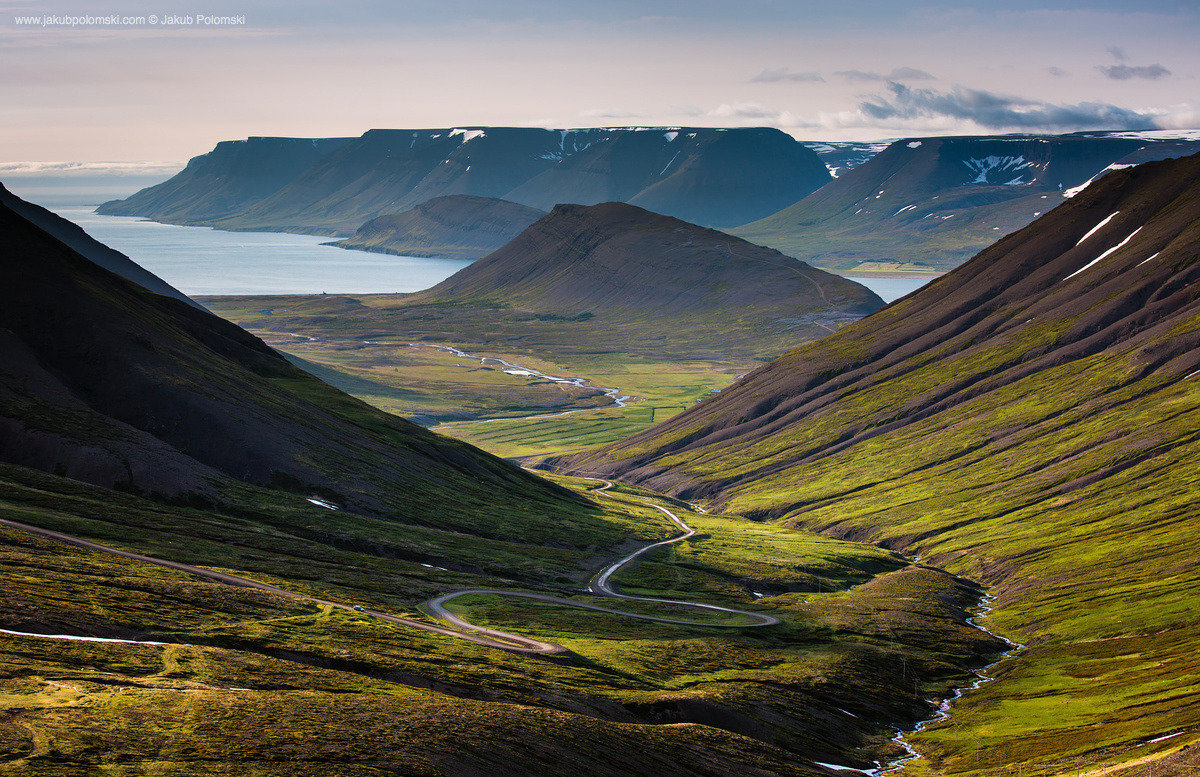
[[750, 67, 824, 83], [1047, 66, 1068, 77], [858, 81, 1161, 131], [836, 67, 936, 82], [708, 102, 783, 119], [1097, 47, 1171, 80], [0, 160, 184, 176], [1098, 63, 1171, 80]]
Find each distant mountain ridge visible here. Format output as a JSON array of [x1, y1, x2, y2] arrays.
[[99, 126, 831, 235], [736, 131, 1200, 273], [331, 195, 548, 260]]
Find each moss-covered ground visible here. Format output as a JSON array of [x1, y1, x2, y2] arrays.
[[0, 467, 1003, 775]]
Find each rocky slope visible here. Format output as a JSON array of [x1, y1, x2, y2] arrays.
[[563, 152, 1200, 775], [331, 195, 547, 260], [98, 126, 831, 234], [736, 131, 1200, 273]]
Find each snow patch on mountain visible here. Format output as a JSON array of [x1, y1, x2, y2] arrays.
[[1075, 212, 1119, 246], [450, 129, 486, 143], [963, 156, 1033, 185], [1066, 226, 1141, 280]]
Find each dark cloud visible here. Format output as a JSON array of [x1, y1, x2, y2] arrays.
[[859, 82, 1160, 131], [750, 68, 824, 83], [1047, 66, 1068, 77], [837, 67, 936, 82], [1098, 63, 1171, 80], [1098, 46, 1171, 80]]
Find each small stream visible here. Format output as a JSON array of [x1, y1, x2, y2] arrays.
[[397, 342, 633, 422]]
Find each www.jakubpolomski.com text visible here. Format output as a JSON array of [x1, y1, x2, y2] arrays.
[[13, 13, 246, 27]]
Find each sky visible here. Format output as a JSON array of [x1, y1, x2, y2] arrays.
[[3, 0, 1198, 171]]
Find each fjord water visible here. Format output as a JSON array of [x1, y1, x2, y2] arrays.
[[843, 275, 933, 303], [45, 204, 473, 296]]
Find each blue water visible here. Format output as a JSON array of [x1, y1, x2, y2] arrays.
[[844, 275, 934, 304], [43, 204, 472, 297]]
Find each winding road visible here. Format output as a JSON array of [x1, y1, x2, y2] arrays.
[[426, 480, 778, 648], [0, 516, 558, 654], [0, 479, 775, 657]]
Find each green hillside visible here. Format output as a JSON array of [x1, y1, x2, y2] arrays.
[[564, 153, 1200, 775]]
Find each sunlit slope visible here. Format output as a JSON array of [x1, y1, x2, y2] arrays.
[[566, 153, 1200, 775]]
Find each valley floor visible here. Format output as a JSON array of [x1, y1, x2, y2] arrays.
[[0, 465, 1003, 776]]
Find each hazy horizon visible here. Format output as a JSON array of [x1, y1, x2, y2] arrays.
[[4, 0, 1199, 168]]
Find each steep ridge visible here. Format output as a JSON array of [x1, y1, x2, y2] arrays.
[[99, 126, 831, 234], [331, 195, 547, 260], [96, 136, 353, 222], [404, 201, 882, 353], [563, 152, 1200, 774], [736, 132, 1200, 273], [0, 183, 198, 309], [0, 191, 574, 526]]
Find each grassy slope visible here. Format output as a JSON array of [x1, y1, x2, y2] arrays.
[[195, 297, 746, 454], [566, 156, 1200, 774], [0, 465, 1003, 775]]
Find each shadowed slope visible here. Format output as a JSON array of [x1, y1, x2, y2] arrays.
[[0, 183, 198, 309], [0, 191, 577, 528]]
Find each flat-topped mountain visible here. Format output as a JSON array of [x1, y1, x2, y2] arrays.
[[97, 136, 353, 223], [331, 195, 547, 260], [0, 188, 569, 520], [559, 152, 1200, 775], [736, 131, 1200, 273], [98, 126, 831, 234], [415, 200, 882, 328]]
